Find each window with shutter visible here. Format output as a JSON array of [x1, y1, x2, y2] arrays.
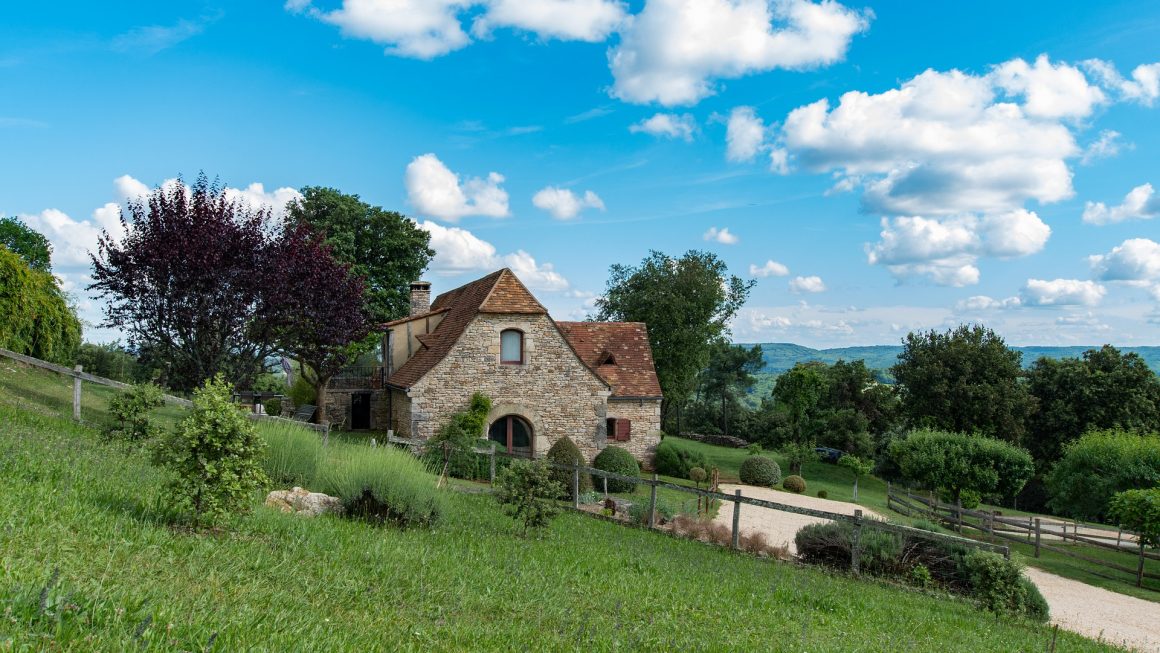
[[606, 418, 631, 442]]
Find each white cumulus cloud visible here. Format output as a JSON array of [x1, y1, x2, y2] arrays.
[[1083, 60, 1160, 106], [749, 259, 789, 277], [725, 106, 767, 162], [703, 226, 738, 244], [417, 220, 568, 291], [789, 275, 826, 293], [405, 153, 510, 222], [473, 0, 627, 41], [224, 183, 303, 221], [609, 0, 870, 106], [531, 186, 605, 220], [1081, 130, 1125, 165], [1021, 278, 1106, 307], [991, 54, 1106, 119], [1082, 183, 1160, 225], [629, 112, 697, 140], [1089, 238, 1160, 283], [312, 0, 473, 60], [955, 295, 1021, 311]]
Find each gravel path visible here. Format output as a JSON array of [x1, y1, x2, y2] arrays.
[[713, 484, 1160, 652]]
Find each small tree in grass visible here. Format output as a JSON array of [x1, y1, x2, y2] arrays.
[[1108, 488, 1160, 549], [105, 382, 165, 443], [888, 429, 1033, 508], [838, 455, 874, 501], [495, 459, 563, 537], [155, 374, 267, 526]]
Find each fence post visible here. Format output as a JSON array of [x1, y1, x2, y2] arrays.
[[602, 475, 608, 498], [1027, 517, 1033, 543], [731, 489, 741, 550], [955, 497, 963, 533], [489, 447, 496, 485], [1002, 545, 1010, 561], [987, 511, 994, 543], [573, 464, 581, 510], [1138, 540, 1147, 588], [886, 482, 892, 512], [851, 509, 864, 575], [648, 474, 658, 528], [1116, 527, 1123, 548], [72, 365, 83, 421], [1034, 518, 1042, 558]]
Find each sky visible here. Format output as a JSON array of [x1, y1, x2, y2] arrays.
[[2, 0, 1159, 348]]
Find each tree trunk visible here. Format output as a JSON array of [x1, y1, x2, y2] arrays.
[[853, 476, 859, 501], [315, 376, 330, 424]]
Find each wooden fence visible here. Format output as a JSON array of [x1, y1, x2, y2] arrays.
[[384, 434, 1009, 573], [887, 485, 1157, 588]]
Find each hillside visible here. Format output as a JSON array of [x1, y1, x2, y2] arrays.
[[0, 362, 1113, 651]]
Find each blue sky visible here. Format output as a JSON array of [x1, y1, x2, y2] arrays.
[[3, 0, 1159, 347]]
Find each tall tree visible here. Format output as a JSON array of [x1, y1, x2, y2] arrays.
[[1026, 346, 1160, 466], [771, 362, 830, 446], [90, 175, 279, 391], [595, 250, 753, 426], [892, 325, 1032, 443], [263, 224, 370, 424], [698, 342, 764, 435], [285, 187, 433, 325], [0, 216, 52, 272], [0, 245, 80, 364]]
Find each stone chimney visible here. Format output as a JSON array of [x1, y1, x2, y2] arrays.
[[409, 281, 432, 316]]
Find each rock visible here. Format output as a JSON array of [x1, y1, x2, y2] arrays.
[[265, 487, 345, 517]]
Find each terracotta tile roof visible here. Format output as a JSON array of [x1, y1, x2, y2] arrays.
[[380, 307, 449, 329], [556, 321, 664, 399]]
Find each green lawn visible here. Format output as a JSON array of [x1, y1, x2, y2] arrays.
[[0, 371, 1116, 651]]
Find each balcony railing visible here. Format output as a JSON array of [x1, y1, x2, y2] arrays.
[[331, 365, 386, 390]]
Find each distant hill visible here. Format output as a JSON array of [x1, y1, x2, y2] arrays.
[[739, 342, 1160, 380]]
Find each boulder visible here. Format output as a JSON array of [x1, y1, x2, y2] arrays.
[[265, 487, 345, 517]]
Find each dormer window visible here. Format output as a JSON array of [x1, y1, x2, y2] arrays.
[[500, 329, 524, 364]]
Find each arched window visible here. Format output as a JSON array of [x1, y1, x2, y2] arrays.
[[500, 329, 524, 364], [489, 415, 533, 457]]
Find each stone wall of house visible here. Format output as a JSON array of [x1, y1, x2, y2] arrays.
[[607, 398, 663, 466], [407, 314, 615, 462], [390, 387, 412, 437], [322, 389, 389, 431]]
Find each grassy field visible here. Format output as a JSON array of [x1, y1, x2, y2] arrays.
[[0, 364, 1116, 651]]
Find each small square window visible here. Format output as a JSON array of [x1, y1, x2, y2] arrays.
[[500, 329, 523, 364]]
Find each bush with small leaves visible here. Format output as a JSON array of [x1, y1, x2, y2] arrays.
[[263, 397, 283, 417], [817, 490, 828, 499], [495, 459, 563, 536], [746, 443, 763, 456], [739, 456, 782, 487], [105, 383, 165, 443], [961, 550, 1048, 622], [1108, 487, 1160, 548], [546, 436, 591, 500], [783, 475, 807, 494], [629, 497, 677, 525], [689, 467, 707, 485], [653, 440, 708, 479], [321, 444, 444, 527], [593, 446, 639, 493]]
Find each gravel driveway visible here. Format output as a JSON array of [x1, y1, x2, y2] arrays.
[[713, 484, 1160, 652]]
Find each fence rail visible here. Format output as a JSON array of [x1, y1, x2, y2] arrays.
[[887, 486, 1157, 588], [384, 434, 1010, 568]]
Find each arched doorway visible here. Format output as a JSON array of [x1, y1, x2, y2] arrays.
[[488, 415, 533, 458]]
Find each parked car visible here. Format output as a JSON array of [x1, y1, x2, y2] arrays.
[[814, 446, 844, 464]]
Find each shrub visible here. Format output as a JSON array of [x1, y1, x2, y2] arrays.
[[320, 444, 444, 527], [795, 522, 851, 568], [577, 490, 602, 505], [495, 459, 562, 536], [593, 446, 639, 493], [546, 436, 591, 500], [783, 475, 806, 493], [629, 498, 677, 525], [746, 443, 763, 455], [1046, 430, 1160, 520], [256, 421, 323, 488], [653, 440, 709, 479], [263, 397, 283, 417], [423, 393, 493, 480], [1107, 487, 1160, 547], [287, 375, 317, 409], [104, 383, 165, 443], [961, 551, 1048, 622], [816, 490, 828, 499], [689, 467, 707, 485], [889, 429, 1034, 508], [739, 456, 782, 487], [910, 563, 933, 588], [153, 375, 267, 525]]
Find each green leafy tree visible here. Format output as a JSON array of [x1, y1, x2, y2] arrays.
[[1027, 346, 1160, 467], [0, 216, 52, 271], [495, 459, 563, 537], [1045, 430, 1160, 520], [1108, 488, 1160, 548], [105, 383, 165, 443], [888, 429, 1034, 506], [892, 325, 1032, 443], [697, 342, 764, 436], [838, 454, 875, 501], [0, 246, 81, 364], [154, 375, 268, 525], [75, 341, 144, 383], [595, 250, 753, 428], [285, 187, 434, 325], [771, 362, 829, 452]]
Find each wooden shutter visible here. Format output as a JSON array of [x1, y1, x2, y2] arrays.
[[607, 418, 631, 442]]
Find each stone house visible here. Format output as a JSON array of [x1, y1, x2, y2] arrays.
[[324, 268, 663, 465]]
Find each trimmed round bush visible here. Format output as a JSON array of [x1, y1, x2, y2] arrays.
[[816, 489, 828, 499], [783, 475, 807, 493], [546, 436, 591, 500], [653, 440, 708, 479], [961, 550, 1048, 622], [739, 456, 782, 487], [593, 445, 639, 493]]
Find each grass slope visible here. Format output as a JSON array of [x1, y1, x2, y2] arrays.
[[0, 393, 1113, 650]]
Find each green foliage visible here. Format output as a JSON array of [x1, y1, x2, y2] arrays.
[[153, 375, 267, 525], [592, 445, 640, 493], [889, 429, 1034, 506], [424, 393, 493, 480], [746, 443, 762, 455], [689, 466, 707, 485], [783, 475, 807, 493], [287, 375, 317, 408], [75, 342, 144, 383], [1026, 346, 1160, 467], [838, 455, 874, 478], [0, 246, 81, 365], [495, 459, 562, 536], [1045, 430, 1160, 520], [892, 325, 1032, 442], [697, 341, 765, 435], [817, 489, 828, 499], [320, 444, 444, 527], [738, 455, 782, 487], [263, 397, 283, 417], [961, 551, 1048, 622], [781, 441, 819, 474], [629, 497, 678, 525], [653, 440, 709, 479], [595, 250, 753, 422], [104, 383, 165, 443], [0, 216, 52, 272], [256, 421, 323, 488], [546, 436, 591, 500], [1108, 488, 1160, 547]]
